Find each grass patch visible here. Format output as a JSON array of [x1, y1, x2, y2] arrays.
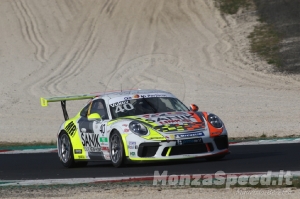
[[215, 0, 291, 73], [215, 0, 251, 14], [260, 133, 267, 138], [248, 24, 283, 69]]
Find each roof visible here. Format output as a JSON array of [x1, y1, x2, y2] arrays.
[[96, 89, 173, 99]]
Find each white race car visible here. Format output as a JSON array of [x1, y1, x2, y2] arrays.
[[41, 89, 229, 167]]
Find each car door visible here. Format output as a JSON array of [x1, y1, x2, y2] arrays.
[[78, 99, 108, 160]]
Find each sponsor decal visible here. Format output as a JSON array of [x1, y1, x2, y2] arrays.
[[81, 133, 101, 147], [165, 135, 175, 140], [140, 94, 167, 98], [129, 145, 138, 149], [133, 94, 140, 99], [105, 154, 111, 159], [65, 121, 76, 137], [149, 137, 165, 139], [84, 147, 102, 152], [130, 152, 135, 156], [74, 149, 82, 154], [101, 146, 109, 151], [138, 114, 194, 124], [129, 141, 136, 146], [78, 155, 85, 159], [124, 97, 132, 100], [100, 137, 108, 142], [110, 100, 129, 107], [124, 128, 130, 132], [128, 141, 136, 149], [175, 132, 204, 139], [177, 138, 202, 145], [122, 124, 128, 127]]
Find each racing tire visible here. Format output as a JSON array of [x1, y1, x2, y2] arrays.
[[110, 131, 125, 168], [206, 154, 226, 161], [58, 132, 76, 168]]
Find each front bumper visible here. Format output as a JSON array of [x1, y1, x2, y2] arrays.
[[128, 135, 229, 161]]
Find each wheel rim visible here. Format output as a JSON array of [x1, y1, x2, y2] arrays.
[[110, 134, 121, 163], [59, 134, 71, 163]]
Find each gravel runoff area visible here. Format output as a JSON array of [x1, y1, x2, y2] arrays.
[[1, 0, 300, 143], [0, 184, 300, 199]]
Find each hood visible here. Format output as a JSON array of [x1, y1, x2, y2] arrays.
[[126, 111, 206, 133]]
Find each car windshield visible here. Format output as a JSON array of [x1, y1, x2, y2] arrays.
[[109, 97, 189, 119]]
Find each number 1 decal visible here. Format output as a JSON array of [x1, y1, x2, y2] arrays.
[[100, 124, 105, 135]]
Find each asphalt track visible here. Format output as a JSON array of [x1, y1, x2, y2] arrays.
[[1, 143, 300, 181]]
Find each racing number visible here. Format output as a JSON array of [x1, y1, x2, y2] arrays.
[[115, 103, 134, 113], [100, 124, 105, 135], [65, 121, 76, 137]]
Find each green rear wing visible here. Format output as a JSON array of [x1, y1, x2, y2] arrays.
[[40, 94, 98, 121], [40, 94, 97, 107]]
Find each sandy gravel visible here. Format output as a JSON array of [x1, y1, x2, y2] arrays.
[[1, 0, 300, 143]]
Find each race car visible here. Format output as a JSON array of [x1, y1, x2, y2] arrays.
[[40, 89, 229, 168]]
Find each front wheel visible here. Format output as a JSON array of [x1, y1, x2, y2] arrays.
[[110, 131, 125, 167], [58, 132, 76, 168]]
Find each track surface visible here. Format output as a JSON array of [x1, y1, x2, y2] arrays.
[[1, 143, 300, 180]]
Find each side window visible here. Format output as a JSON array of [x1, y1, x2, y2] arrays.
[[90, 99, 108, 120], [80, 103, 90, 117]]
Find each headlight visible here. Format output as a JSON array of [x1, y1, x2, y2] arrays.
[[129, 121, 148, 136], [207, 114, 223, 128]]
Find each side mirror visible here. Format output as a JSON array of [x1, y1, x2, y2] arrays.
[[190, 104, 199, 112], [88, 113, 102, 120]]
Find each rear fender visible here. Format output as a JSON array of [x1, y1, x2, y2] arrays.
[[58, 120, 88, 161]]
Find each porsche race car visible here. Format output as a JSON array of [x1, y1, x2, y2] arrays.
[[40, 89, 229, 168]]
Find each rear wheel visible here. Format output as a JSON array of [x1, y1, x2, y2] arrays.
[[58, 132, 75, 168], [110, 131, 125, 167]]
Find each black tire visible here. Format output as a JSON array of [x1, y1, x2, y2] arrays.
[[58, 132, 76, 168], [206, 154, 226, 161], [110, 131, 125, 167]]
